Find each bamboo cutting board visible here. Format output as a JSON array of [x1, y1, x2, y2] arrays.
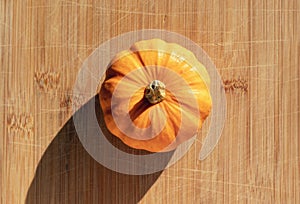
[[1, 0, 299, 203]]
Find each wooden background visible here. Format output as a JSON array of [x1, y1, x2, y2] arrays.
[[1, 0, 299, 203]]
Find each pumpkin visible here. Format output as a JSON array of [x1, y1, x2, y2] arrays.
[[99, 39, 212, 152]]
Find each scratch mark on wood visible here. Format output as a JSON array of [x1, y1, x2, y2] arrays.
[[34, 71, 60, 92], [223, 77, 248, 93], [163, 15, 167, 23], [60, 90, 84, 110], [7, 113, 34, 140]]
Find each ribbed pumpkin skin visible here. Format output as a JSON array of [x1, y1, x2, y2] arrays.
[[99, 39, 212, 152]]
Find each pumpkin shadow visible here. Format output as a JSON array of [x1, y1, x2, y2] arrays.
[[25, 95, 174, 204]]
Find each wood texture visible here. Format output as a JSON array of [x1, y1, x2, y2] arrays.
[[1, 0, 299, 203]]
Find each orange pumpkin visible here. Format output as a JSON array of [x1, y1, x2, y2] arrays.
[[99, 39, 212, 152]]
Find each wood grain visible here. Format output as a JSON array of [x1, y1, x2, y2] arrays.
[[1, 0, 299, 203]]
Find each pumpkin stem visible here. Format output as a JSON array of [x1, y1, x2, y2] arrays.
[[144, 80, 166, 104]]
